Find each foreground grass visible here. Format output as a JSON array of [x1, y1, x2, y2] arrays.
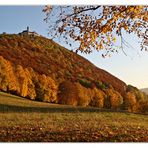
[[0, 92, 148, 142]]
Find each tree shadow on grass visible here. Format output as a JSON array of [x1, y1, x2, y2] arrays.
[[0, 103, 121, 114]]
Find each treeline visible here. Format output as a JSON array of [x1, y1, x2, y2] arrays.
[[124, 85, 148, 113], [0, 56, 57, 103], [58, 81, 123, 110], [0, 56, 148, 113]]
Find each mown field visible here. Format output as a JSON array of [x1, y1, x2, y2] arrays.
[[0, 92, 148, 142]]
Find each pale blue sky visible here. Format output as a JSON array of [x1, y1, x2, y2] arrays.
[[0, 6, 148, 89]]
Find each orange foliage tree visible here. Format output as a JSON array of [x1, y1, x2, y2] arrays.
[[24, 68, 36, 100], [35, 74, 57, 103], [104, 88, 123, 110], [124, 85, 148, 113], [90, 87, 106, 108], [0, 56, 57, 103], [0, 56, 19, 93], [16, 65, 30, 98], [76, 82, 93, 106], [139, 99, 148, 113], [124, 91, 137, 112], [43, 6, 148, 56], [58, 81, 78, 105]]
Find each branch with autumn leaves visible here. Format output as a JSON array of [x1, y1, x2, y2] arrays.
[[43, 5, 148, 56]]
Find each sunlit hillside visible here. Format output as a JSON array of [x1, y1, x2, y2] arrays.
[[0, 33, 148, 113]]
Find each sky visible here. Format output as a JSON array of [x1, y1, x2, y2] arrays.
[[0, 5, 148, 89]]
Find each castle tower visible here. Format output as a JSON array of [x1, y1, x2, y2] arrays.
[[27, 26, 29, 33]]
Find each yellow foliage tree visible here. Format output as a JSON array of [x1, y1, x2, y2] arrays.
[[90, 87, 106, 108], [125, 92, 137, 112], [24, 68, 36, 100], [76, 83, 93, 106], [105, 88, 123, 110], [125, 85, 148, 113], [15, 65, 36, 100], [0, 56, 57, 102], [35, 74, 57, 103], [139, 100, 148, 113], [16, 65, 28, 97], [0, 56, 19, 93]]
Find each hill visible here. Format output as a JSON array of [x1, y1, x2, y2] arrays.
[[0, 91, 148, 142], [141, 88, 148, 95], [0, 33, 148, 113], [0, 33, 126, 94]]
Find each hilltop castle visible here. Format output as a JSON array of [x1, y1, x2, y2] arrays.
[[18, 26, 41, 37]]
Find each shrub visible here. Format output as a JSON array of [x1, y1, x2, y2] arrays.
[[126, 85, 138, 92], [95, 81, 107, 90], [79, 78, 92, 88], [65, 71, 72, 79]]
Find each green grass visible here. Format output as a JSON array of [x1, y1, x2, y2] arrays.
[[0, 91, 148, 142]]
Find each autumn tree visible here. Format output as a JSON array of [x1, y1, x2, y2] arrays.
[[124, 85, 148, 113], [43, 6, 148, 56], [139, 99, 148, 113], [90, 87, 106, 108], [124, 91, 137, 112], [35, 74, 57, 103], [58, 81, 78, 105], [0, 56, 19, 93], [15, 65, 37, 100], [104, 88, 123, 110], [16, 65, 29, 98], [24, 68, 36, 100], [76, 82, 93, 106]]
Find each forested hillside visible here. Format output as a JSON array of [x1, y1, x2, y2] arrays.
[[0, 33, 147, 113]]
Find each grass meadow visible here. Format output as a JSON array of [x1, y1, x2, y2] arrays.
[[0, 92, 148, 142]]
